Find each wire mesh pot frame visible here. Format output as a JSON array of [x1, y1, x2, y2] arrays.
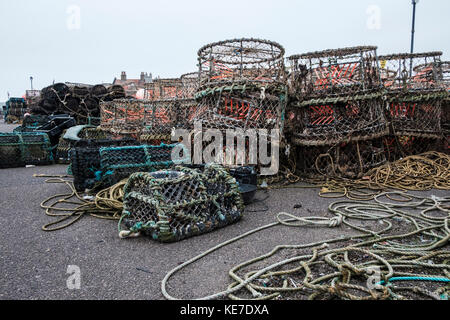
[[192, 81, 288, 134], [180, 71, 209, 99], [377, 52, 445, 92], [100, 98, 197, 138], [384, 88, 448, 139], [287, 46, 383, 100], [285, 89, 389, 146], [197, 38, 286, 88], [144, 78, 183, 100]]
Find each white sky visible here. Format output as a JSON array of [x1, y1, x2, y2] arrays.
[[1, 0, 449, 102]]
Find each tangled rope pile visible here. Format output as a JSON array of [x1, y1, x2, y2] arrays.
[[39, 177, 126, 231], [161, 191, 450, 300], [316, 151, 450, 199]]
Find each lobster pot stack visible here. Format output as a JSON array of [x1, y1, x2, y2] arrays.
[[100, 99, 146, 138], [140, 99, 196, 145], [5, 98, 27, 123], [120, 164, 244, 243], [70, 138, 137, 192], [190, 38, 287, 173], [144, 78, 183, 101], [100, 99, 193, 143], [56, 126, 111, 164], [0, 132, 53, 168], [98, 143, 189, 188], [286, 46, 388, 179], [378, 52, 447, 161]]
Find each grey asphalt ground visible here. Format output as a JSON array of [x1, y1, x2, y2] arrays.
[[0, 120, 448, 300]]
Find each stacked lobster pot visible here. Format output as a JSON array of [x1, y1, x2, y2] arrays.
[[0, 132, 53, 168], [99, 98, 194, 144], [5, 98, 27, 123], [190, 38, 288, 175], [55, 125, 111, 164], [378, 52, 447, 161], [441, 61, 450, 154], [286, 46, 388, 179]]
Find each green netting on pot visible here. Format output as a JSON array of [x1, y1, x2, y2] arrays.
[[120, 164, 244, 243], [0, 132, 53, 168], [70, 138, 138, 192], [98, 143, 189, 188], [293, 138, 386, 179], [285, 90, 388, 146]]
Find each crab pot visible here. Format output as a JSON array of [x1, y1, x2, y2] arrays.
[[197, 38, 286, 87], [285, 91, 388, 146], [193, 82, 287, 132], [180, 72, 208, 99], [121, 164, 244, 243], [383, 135, 442, 162], [0, 132, 53, 168], [100, 99, 146, 136], [294, 138, 386, 179], [70, 138, 138, 192], [98, 143, 188, 188], [56, 127, 111, 164], [385, 90, 446, 138], [287, 46, 381, 99], [378, 52, 444, 91], [144, 78, 183, 100], [141, 99, 196, 140]]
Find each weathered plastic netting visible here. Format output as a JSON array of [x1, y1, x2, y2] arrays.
[[98, 143, 189, 188], [100, 99, 195, 137], [293, 138, 386, 179], [144, 78, 183, 100], [120, 164, 244, 242], [193, 83, 287, 132], [287, 46, 381, 99], [285, 91, 388, 146], [0, 132, 53, 168], [198, 38, 286, 87], [70, 138, 137, 192], [383, 135, 442, 162], [441, 61, 450, 154]]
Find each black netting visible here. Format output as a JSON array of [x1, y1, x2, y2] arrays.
[[70, 138, 138, 192], [98, 143, 186, 188], [0, 132, 53, 168]]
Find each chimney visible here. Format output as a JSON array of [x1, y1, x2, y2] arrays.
[[121, 71, 127, 81]]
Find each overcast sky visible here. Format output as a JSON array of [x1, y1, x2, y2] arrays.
[[1, 0, 449, 102]]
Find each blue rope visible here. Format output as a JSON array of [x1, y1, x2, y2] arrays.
[[378, 276, 450, 285]]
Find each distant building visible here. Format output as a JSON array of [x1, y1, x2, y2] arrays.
[[112, 71, 153, 98]]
